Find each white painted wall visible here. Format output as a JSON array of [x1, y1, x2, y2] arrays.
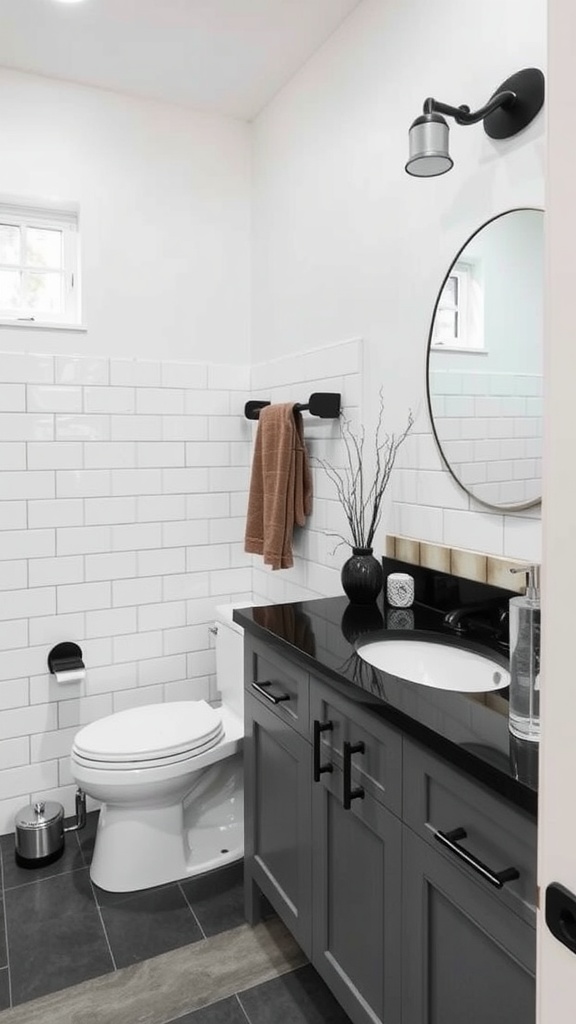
[[538, 0, 576, 1017], [0, 68, 251, 362], [252, 0, 545, 566]]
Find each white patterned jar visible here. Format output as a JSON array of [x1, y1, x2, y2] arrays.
[[386, 572, 415, 608]]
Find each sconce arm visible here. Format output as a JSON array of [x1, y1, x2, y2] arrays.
[[423, 91, 516, 126]]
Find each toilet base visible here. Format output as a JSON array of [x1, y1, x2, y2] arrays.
[[89, 752, 244, 893]]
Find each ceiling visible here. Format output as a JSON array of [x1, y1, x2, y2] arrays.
[[0, 0, 364, 120]]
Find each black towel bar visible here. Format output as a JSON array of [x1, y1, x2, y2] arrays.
[[244, 392, 341, 421]]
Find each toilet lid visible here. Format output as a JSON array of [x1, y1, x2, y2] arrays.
[[72, 701, 224, 764]]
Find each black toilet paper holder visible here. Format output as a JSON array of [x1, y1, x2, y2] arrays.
[[47, 642, 85, 676]]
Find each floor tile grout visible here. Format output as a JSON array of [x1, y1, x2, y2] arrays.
[[0, 861, 12, 1011], [1, 864, 88, 894], [177, 882, 207, 941], [235, 990, 255, 1024], [0, 842, 10, 1009], [88, 877, 118, 973]]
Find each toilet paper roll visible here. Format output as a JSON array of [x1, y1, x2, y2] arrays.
[[54, 669, 86, 684]]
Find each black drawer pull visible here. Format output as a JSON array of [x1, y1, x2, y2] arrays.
[[251, 680, 291, 705], [343, 740, 365, 809], [313, 720, 333, 782], [434, 827, 520, 889]]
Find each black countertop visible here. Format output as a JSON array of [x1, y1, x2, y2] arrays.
[[234, 587, 538, 818]]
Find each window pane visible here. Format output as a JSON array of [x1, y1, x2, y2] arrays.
[[0, 225, 21, 266], [438, 275, 457, 311], [0, 270, 21, 309], [26, 227, 62, 270], [434, 309, 458, 343], [22, 271, 62, 313]]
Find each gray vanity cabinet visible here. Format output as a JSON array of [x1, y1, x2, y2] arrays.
[[309, 679, 403, 1024], [243, 634, 537, 1024], [402, 827, 536, 1024]]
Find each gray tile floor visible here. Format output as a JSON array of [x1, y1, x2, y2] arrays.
[[0, 812, 352, 1023], [176, 968, 353, 1024]]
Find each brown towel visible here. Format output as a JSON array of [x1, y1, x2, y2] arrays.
[[244, 403, 312, 570]]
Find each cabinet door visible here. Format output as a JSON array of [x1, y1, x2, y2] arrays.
[[244, 693, 312, 955], [310, 679, 402, 815], [402, 826, 535, 1024], [312, 766, 402, 1024]]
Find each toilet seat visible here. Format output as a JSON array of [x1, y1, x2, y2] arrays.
[[72, 701, 224, 769]]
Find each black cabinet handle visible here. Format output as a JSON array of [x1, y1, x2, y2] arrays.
[[251, 681, 291, 705], [434, 827, 520, 889], [343, 740, 365, 809], [313, 720, 333, 782]]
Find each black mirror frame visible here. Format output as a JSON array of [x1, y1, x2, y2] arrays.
[[425, 207, 544, 513]]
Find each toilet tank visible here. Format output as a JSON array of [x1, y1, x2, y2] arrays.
[[214, 603, 251, 718]]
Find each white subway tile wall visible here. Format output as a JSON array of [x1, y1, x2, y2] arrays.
[[429, 371, 542, 506], [0, 340, 542, 832], [392, 372, 542, 560], [0, 351, 251, 831]]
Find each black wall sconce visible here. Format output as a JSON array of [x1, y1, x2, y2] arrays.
[[405, 67, 545, 178]]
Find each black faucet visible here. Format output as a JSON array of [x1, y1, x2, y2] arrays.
[[443, 601, 509, 638]]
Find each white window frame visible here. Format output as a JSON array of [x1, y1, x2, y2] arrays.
[[0, 199, 82, 330], [431, 260, 484, 353]]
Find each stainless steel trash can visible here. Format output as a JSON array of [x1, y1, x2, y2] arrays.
[[14, 800, 65, 865]]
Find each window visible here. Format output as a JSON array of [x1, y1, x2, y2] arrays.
[[0, 201, 80, 325], [431, 260, 484, 352]]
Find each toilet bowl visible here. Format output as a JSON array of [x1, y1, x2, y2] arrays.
[[70, 603, 248, 893]]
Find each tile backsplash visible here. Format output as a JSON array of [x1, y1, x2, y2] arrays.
[[386, 534, 528, 593], [0, 351, 252, 830]]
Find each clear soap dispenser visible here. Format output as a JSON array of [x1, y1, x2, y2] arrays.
[[508, 565, 541, 741]]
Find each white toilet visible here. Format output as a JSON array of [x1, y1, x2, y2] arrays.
[[70, 604, 247, 893]]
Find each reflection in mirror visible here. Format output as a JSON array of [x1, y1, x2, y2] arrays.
[[427, 208, 543, 510]]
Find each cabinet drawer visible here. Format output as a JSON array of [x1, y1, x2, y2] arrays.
[[310, 678, 402, 816], [403, 739, 537, 925], [245, 638, 309, 736], [402, 827, 535, 1024]]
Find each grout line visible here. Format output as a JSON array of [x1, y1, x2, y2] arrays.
[[0, 849, 13, 1010], [234, 992, 254, 1024], [1, 864, 88, 894], [88, 877, 118, 973], [177, 883, 207, 941]]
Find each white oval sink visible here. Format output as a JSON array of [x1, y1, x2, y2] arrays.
[[356, 638, 509, 692]]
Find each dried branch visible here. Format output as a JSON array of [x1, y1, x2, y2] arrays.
[[314, 390, 414, 550]]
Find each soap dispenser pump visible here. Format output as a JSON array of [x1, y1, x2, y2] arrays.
[[508, 565, 541, 741]]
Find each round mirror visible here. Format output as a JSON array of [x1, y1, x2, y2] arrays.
[[426, 208, 543, 511]]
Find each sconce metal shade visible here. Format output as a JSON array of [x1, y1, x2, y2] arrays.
[[405, 113, 453, 177], [406, 68, 544, 178]]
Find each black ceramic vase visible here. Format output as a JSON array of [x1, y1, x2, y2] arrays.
[[341, 547, 383, 604]]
